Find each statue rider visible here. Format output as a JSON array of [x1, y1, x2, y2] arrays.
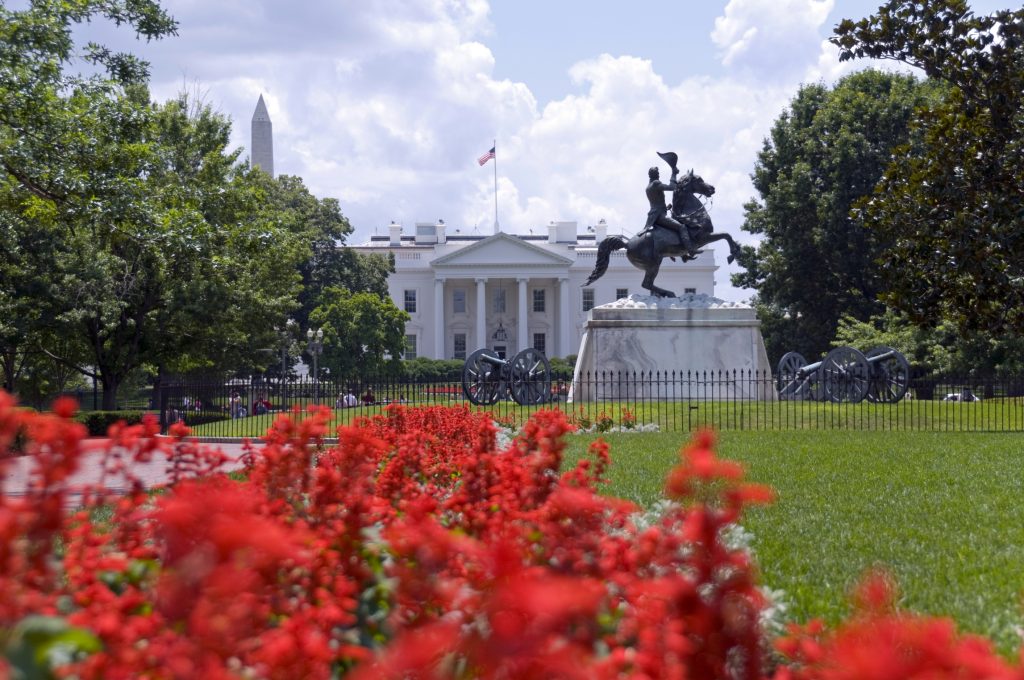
[[645, 164, 694, 253]]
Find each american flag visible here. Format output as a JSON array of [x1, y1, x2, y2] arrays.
[[477, 146, 495, 166]]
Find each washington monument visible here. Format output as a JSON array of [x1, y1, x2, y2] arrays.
[[251, 94, 274, 177]]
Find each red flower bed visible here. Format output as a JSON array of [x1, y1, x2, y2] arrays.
[[0, 390, 1020, 678]]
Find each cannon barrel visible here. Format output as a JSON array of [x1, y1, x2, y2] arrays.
[[799, 350, 893, 377], [795, 360, 824, 378]]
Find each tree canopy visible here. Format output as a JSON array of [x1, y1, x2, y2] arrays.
[[308, 287, 409, 379], [0, 1, 177, 404], [832, 0, 1024, 334], [0, 1, 392, 406], [733, 70, 939, 361]]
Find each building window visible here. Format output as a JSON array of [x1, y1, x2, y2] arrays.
[[404, 334, 417, 360], [533, 288, 546, 313], [453, 289, 466, 314], [616, 288, 628, 299], [684, 287, 697, 295], [454, 333, 466, 360], [493, 345, 507, 360], [582, 288, 594, 311], [532, 333, 546, 355], [404, 289, 417, 313], [494, 288, 506, 314]]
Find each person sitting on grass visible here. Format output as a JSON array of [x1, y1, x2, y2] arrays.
[[362, 388, 376, 405]]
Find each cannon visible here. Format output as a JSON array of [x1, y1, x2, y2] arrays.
[[461, 347, 552, 406], [777, 345, 910, 403]]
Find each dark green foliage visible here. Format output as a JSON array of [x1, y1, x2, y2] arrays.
[[832, 1, 1024, 335], [308, 287, 409, 379], [835, 309, 1024, 381], [173, 412, 230, 428], [733, 70, 939, 361], [397, 357, 465, 382], [549, 356, 576, 380], [0, 1, 175, 404], [74, 411, 148, 436], [393, 355, 574, 383]]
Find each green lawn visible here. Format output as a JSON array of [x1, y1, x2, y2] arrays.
[[563, 430, 1024, 655]]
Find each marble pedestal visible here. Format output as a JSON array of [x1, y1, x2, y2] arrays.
[[570, 294, 775, 401]]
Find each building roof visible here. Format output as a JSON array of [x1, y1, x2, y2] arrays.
[[430, 232, 574, 267]]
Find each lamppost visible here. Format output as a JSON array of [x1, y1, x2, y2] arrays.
[[307, 327, 324, 403], [277, 320, 296, 400]]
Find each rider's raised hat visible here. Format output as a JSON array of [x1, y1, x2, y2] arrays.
[[656, 151, 678, 173]]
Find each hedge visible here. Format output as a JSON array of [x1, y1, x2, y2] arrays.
[[73, 410, 149, 436]]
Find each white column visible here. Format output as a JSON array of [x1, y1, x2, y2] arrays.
[[475, 278, 487, 350], [517, 277, 529, 353], [434, 278, 445, 359], [558, 277, 571, 357]]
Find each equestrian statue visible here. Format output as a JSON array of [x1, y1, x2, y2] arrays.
[[584, 151, 741, 298]]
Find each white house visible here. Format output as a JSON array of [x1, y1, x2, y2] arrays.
[[349, 220, 717, 360]]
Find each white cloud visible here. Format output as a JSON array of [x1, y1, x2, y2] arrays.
[[712, 0, 834, 78]]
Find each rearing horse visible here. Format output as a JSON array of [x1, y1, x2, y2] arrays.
[[584, 170, 741, 298]]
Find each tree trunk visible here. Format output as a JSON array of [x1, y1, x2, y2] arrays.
[[101, 374, 120, 410], [912, 380, 935, 401], [1, 350, 16, 394]]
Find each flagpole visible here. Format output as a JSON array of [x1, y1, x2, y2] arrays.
[[492, 139, 499, 233]]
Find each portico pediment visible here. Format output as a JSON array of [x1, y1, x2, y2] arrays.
[[431, 233, 573, 270]]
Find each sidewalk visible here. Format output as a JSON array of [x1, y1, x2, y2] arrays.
[[1, 440, 252, 506]]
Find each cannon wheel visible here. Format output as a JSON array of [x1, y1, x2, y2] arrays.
[[865, 345, 910, 403], [777, 351, 807, 400], [821, 346, 870, 403], [462, 348, 504, 405], [509, 348, 552, 406]]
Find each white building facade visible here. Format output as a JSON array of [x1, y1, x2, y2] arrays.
[[349, 220, 717, 360]]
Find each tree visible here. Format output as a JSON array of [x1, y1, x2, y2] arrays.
[[50, 95, 324, 407], [4, 82, 320, 406], [265, 175, 394, 331], [733, 70, 940, 361], [832, 1, 1024, 335], [308, 287, 409, 378], [0, 1, 176, 402], [835, 309, 1024, 381]]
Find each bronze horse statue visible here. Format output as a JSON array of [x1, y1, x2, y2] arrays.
[[584, 170, 741, 298]]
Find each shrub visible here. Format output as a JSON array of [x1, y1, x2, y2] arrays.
[[549, 355, 576, 380], [73, 410, 148, 436], [594, 409, 614, 432], [620, 407, 637, 430], [395, 357, 464, 382], [568, 405, 592, 431], [175, 412, 230, 428]]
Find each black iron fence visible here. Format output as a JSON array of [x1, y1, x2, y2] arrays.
[[128, 371, 1024, 438]]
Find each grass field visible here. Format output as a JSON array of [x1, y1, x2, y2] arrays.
[[562, 430, 1024, 655]]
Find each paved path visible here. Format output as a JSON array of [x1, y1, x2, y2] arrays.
[[2, 440, 251, 507]]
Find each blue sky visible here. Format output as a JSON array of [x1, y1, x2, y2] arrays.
[[75, 0, 1007, 301]]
